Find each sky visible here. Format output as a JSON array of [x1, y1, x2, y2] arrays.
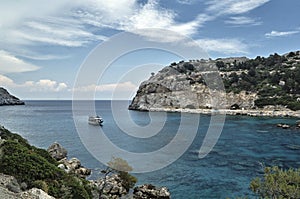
[[0, 0, 299, 100]]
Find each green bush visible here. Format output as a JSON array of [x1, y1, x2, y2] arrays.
[[32, 180, 49, 193], [250, 166, 300, 199], [119, 171, 138, 191], [0, 127, 94, 198]]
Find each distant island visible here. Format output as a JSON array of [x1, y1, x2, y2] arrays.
[[129, 51, 300, 117], [0, 87, 24, 106]]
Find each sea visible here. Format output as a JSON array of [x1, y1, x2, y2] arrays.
[[0, 100, 300, 198]]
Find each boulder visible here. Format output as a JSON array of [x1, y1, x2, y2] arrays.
[[47, 142, 67, 161], [47, 143, 91, 178], [75, 167, 92, 177], [20, 188, 55, 199], [6, 178, 21, 193], [58, 157, 91, 178], [282, 124, 290, 129], [133, 184, 171, 199], [93, 174, 128, 198], [277, 123, 290, 129], [69, 157, 81, 169]]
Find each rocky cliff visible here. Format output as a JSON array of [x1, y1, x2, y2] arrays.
[[129, 58, 257, 111], [0, 87, 24, 105], [129, 51, 300, 112]]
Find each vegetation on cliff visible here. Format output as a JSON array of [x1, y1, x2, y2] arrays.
[[216, 51, 300, 110], [0, 126, 93, 198], [130, 50, 300, 111]]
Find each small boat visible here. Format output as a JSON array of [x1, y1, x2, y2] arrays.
[[88, 115, 103, 125]]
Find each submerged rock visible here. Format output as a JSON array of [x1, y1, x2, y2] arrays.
[[296, 120, 300, 128], [277, 124, 291, 129], [0, 87, 24, 106]]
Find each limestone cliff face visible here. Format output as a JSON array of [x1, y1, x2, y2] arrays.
[[129, 58, 257, 111], [0, 87, 24, 106]]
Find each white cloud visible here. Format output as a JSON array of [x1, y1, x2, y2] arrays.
[[0, 0, 271, 69], [0, 74, 68, 92], [265, 30, 299, 38], [12, 17, 107, 47], [125, 1, 175, 30], [206, 0, 270, 15], [196, 38, 248, 54], [225, 16, 262, 26], [0, 74, 14, 86], [177, 0, 196, 5], [0, 1, 107, 51], [73, 81, 137, 92], [78, 0, 205, 37], [0, 50, 40, 73], [35, 79, 68, 92], [0, 0, 208, 59]]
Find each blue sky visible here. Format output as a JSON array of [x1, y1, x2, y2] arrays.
[[0, 0, 299, 99]]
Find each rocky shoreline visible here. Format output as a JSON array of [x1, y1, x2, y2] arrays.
[[145, 107, 300, 118], [0, 126, 171, 199]]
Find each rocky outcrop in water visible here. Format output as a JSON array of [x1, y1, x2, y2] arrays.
[[133, 184, 171, 199], [0, 87, 24, 106], [92, 174, 128, 199]]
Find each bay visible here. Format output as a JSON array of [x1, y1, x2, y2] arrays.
[[1, 100, 299, 198]]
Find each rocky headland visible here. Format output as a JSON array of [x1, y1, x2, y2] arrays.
[[0, 87, 24, 106], [129, 51, 300, 117], [0, 126, 171, 199]]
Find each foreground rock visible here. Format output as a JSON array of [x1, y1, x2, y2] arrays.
[[20, 188, 55, 199], [0, 173, 54, 199], [48, 142, 91, 178], [91, 174, 128, 199], [133, 184, 171, 199], [58, 157, 91, 178], [47, 142, 67, 161], [0, 87, 24, 106]]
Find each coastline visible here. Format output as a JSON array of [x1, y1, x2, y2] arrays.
[[146, 107, 300, 118]]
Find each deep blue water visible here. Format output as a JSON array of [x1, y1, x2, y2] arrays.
[[1, 100, 300, 198]]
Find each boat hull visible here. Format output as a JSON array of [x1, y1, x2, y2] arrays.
[[88, 116, 103, 126]]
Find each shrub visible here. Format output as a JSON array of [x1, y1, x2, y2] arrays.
[[119, 171, 138, 191], [0, 127, 94, 198], [250, 166, 300, 199], [32, 180, 49, 193]]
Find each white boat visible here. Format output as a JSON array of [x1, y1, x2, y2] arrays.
[[88, 115, 103, 125]]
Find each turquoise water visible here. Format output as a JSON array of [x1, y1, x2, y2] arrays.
[[1, 100, 300, 198]]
